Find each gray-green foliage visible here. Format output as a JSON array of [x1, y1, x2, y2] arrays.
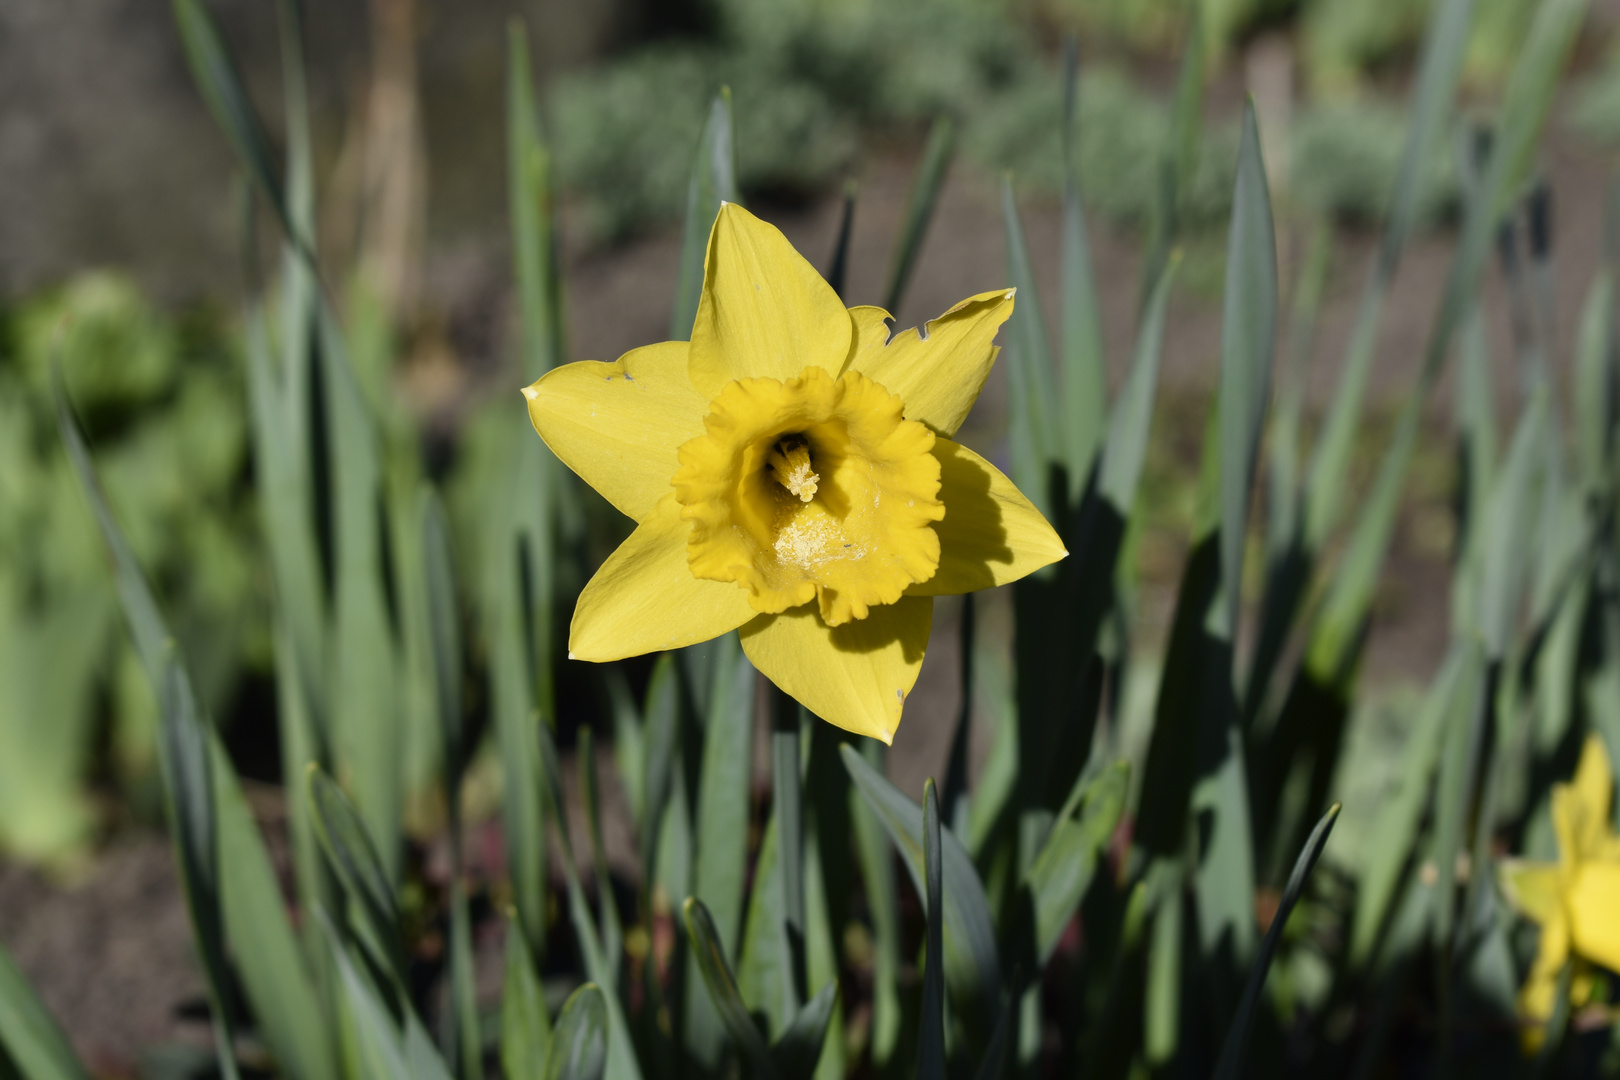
[[973, 68, 1465, 236], [1289, 102, 1459, 224], [550, 0, 1027, 239], [971, 65, 1236, 234], [0, 275, 257, 858], [550, 46, 856, 241], [551, 0, 1532, 242], [1051, 0, 1543, 89]]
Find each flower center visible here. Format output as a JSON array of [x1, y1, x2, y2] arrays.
[[768, 435, 819, 503], [673, 366, 944, 625]]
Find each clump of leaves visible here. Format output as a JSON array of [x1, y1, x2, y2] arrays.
[[0, 274, 260, 858]]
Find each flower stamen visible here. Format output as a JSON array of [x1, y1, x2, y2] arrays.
[[768, 435, 819, 503]]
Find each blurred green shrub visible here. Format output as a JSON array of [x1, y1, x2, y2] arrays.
[[1040, 0, 1263, 57], [0, 274, 261, 859], [965, 65, 1237, 232], [1047, 0, 1536, 93], [1299, 0, 1431, 94], [1289, 102, 1458, 225], [553, 0, 1480, 242], [551, 46, 857, 240], [968, 67, 1456, 236], [551, 0, 1029, 239], [1571, 40, 1620, 143]]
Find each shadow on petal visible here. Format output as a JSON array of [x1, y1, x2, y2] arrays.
[[931, 439, 1012, 587], [824, 598, 931, 665], [915, 437, 1065, 597], [740, 597, 934, 742]]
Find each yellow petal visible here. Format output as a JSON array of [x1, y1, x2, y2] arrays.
[[1568, 863, 1620, 972], [844, 290, 1015, 437], [1519, 966, 1559, 1029], [907, 438, 1067, 596], [524, 342, 709, 520], [1501, 860, 1563, 926], [1520, 907, 1572, 1030], [1571, 965, 1598, 1008], [688, 204, 852, 398], [1571, 734, 1615, 858], [569, 493, 757, 661], [740, 595, 933, 744]]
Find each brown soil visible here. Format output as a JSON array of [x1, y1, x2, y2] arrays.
[[0, 835, 207, 1075]]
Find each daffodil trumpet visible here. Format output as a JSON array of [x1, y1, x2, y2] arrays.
[[1502, 734, 1620, 1050], [523, 203, 1065, 742]]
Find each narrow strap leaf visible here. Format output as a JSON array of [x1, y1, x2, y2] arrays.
[[1211, 804, 1340, 1080], [682, 898, 777, 1077], [542, 985, 609, 1080], [840, 745, 1002, 1030], [1000, 177, 1060, 515], [770, 690, 808, 1009], [305, 765, 407, 987], [171, 0, 288, 236], [1020, 761, 1129, 965], [824, 182, 858, 301], [884, 115, 955, 315], [55, 370, 241, 1080], [501, 917, 552, 1080], [918, 780, 947, 1080], [578, 727, 623, 991], [507, 19, 565, 378], [672, 90, 739, 340], [1058, 41, 1108, 488], [768, 982, 839, 1080], [0, 940, 90, 1080], [1215, 101, 1278, 643]]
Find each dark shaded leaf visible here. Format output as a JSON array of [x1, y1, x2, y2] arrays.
[[1211, 805, 1341, 1080], [769, 982, 838, 1080], [684, 637, 756, 1065], [306, 765, 405, 985], [683, 898, 775, 1075], [884, 116, 955, 315], [1021, 761, 1128, 965], [841, 745, 1001, 1028], [917, 780, 946, 1080]]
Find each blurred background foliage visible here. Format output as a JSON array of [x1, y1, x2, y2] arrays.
[[550, 0, 1481, 241], [0, 277, 258, 859], [0, 0, 1612, 868]]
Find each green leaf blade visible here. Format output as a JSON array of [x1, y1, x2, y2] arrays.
[[918, 779, 946, 1080], [542, 985, 609, 1080], [1215, 102, 1278, 641], [884, 115, 955, 316], [671, 92, 739, 341], [840, 744, 1002, 1030], [0, 941, 90, 1080], [1211, 804, 1340, 1080]]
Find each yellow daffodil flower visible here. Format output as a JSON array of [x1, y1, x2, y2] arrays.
[[523, 204, 1065, 742], [1502, 734, 1620, 1049]]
